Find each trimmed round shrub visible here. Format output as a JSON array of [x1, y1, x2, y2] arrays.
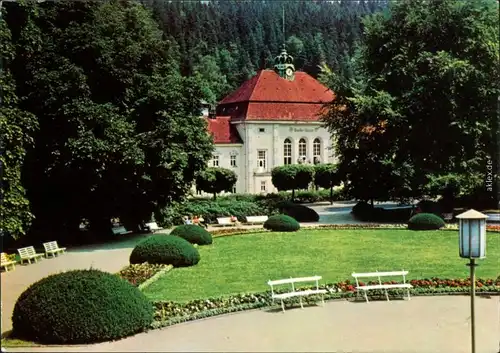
[[12, 269, 153, 344], [130, 235, 200, 267], [351, 201, 374, 221], [264, 214, 300, 232], [280, 203, 319, 222], [408, 213, 445, 230], [170, 224, 213, 245]]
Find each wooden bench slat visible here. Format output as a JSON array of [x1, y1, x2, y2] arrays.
[[245, 215, 268, 224], [268, 276, 322, 286], [217, 217, 238, 226], [352, 271, 408, 277], [356, 284, 412, 290], [112, 226, 133, 235]]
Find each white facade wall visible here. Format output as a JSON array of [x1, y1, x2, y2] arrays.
[[208, 121, 335, 195]]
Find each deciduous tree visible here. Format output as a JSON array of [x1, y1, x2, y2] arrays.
[[322, 0, 499, 205], [313, 164, 341, 205], [271, 165, 314, 201], [196, 167, 237, 200], [0, 16, 38, 239], [4, 0, 213, 239]]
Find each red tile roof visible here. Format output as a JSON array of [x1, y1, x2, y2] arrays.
[[220, 70, 334, 104], [205, 116, 242, 144], [245, 102, 329, 121], [217, 70, 334, 121]]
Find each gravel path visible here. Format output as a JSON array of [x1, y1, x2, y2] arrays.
[[5, 296, 499, 353], [1, 235, 149, 335]]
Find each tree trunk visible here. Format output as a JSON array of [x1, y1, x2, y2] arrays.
[[213, 192, 217, 201], [330, 185, 334, 205], [370, 198, 374, 207], [292, 189, 295, 202], [89, 215, 113, 239]]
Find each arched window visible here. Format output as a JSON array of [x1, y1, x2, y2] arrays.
[[298, 138, 307, 160], [284, 138, 292, 165], [313, 138, 321, 161]]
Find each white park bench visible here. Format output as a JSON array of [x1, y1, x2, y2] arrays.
[[145, 222, 163, 233], [245, 215, 269, 224], [352, 270, 413, 303], [1, 253, 16, 272], [216, 217, 238, 227], [442, 213, 453, 221], [111, 226, 133, 235], [17, 246, 44, 265], [43, 241, 66, 258], [267, 276, 327, 312]]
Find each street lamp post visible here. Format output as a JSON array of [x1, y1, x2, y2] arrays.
[[456, 209, 488, 353]]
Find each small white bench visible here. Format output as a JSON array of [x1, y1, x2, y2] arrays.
[[112, 226, 133, 235], [145, 222, 163, 233], [18, 246, 44, 265], [352, 270, 413, 303], [442, 213, 453, 221], [245, 215, 269, 224], [43, 241, 66, 258], [267, 276, 327, 312], [216, 217, 238, 227], [1, 253, 16, 272]]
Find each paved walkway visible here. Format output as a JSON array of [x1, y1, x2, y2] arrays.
[[5, 296, 500, 353], [1, 235, 150, 335]]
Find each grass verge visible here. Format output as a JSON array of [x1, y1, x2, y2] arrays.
[[142, 229, 500, 302]]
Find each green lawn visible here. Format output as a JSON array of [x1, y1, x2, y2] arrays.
[[143, 229, 500, 302]]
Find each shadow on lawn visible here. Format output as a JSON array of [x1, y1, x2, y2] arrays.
[[67, 233, 153, 253], [1, 231, 161, 256]]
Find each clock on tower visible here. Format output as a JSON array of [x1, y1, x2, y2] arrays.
[[273, 44, 295, 81]]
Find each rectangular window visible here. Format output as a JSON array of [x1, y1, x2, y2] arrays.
[[230, 155, 237, 167], [299, 142, 307, 158], [259, 128, 266, 133], [284, 144, 292, 165], [260, 181, 266, 192], [257, 150, 267, 169], [313, 144, 321, 157], [212, 155, 219, 167]]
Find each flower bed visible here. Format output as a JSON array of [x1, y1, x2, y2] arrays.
[[150, 277, 500, 329], [117, 263, 173, 287], [207, 223, 500, 240], [486, 224, 500, 232], [210, 228, 268, 237]]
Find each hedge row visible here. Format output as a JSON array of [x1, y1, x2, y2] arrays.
[[198, 189, 347, 204], [156, 189, 346, 227], [351, 201, 413, 222]]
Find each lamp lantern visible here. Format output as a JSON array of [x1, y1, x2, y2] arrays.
[[455, 209, 489, 353], [456, 209, 488, 259]]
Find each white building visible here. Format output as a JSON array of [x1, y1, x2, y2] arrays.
[[203, 46, 336, 194]]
